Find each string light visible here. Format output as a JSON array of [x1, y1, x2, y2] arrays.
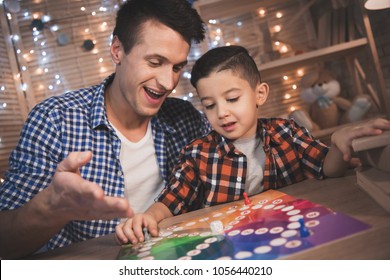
[[297, 69, 305, 76], [257, 8, 266, 17], [280, 45, 288, 53], [183, 72, 191, 79], [273, 25, 282, 32]]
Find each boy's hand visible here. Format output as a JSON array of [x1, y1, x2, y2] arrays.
[[331, 118, 390, 161], [115, 213, 159, 245]]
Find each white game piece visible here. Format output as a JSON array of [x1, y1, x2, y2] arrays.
[[210, 220, 224, 235], [143, 227, 151, 241]]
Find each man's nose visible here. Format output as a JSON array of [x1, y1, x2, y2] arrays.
[[158, 68, 177, 91]]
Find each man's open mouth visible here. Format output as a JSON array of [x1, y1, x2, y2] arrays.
[[145, 87, 165, 100]]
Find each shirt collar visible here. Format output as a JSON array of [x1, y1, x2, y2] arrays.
[[151, 99, 178, 135], [91, 74, 114, 130], [213, 118, 282, 157], [258, 119, 283, 146]]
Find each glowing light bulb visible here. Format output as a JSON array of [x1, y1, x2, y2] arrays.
[[273, 25, 282, 32], [257, 8, 266, 17], [280, 45, 288, 53]]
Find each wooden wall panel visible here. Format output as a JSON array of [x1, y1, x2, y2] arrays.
[[0, 6, 24, 178]]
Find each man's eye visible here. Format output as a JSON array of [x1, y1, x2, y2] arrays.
[[227, 97, 239, 103], [149, 60, 161, 67], [173, 65, 184, 73]]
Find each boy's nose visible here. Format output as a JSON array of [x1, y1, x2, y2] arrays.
[[217, 105, 229, 118]]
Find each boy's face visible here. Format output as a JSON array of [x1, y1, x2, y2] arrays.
[[197, 70, 268, 140]]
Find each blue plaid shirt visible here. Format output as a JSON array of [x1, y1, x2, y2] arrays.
[[0, 74, 211, 250]]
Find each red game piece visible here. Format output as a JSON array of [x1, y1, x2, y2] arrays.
[[243, 192, 252, 205]]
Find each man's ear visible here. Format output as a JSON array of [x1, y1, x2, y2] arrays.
[[110, 36, 124, 65], [256, 82, 269, 107]]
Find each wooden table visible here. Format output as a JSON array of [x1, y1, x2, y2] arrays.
[[29, 170, 390, 260]]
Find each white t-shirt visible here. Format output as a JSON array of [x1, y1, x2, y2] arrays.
[[111, 122, 164, 213], [233, 135, 266, 196]]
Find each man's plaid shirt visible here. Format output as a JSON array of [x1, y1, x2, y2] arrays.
[[0, 74, 210, 250], [157, 118, 329, 215]]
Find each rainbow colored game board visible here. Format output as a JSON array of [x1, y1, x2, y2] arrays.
[[117, 190, 370, 260]]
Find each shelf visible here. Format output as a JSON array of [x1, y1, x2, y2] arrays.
[[258, 38, 368, 77]]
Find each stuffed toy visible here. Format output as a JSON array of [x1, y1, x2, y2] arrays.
[[290, 69, 372, 132]]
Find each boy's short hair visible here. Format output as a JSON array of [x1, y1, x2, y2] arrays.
[[113, 0, 205, 54], [191, 45, 261, 89]]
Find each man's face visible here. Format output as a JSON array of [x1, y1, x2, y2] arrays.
[[113, 20, 190, 120]]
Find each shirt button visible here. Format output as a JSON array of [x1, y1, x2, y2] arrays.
[[117, 170, 123, 176], [237, 177, 242, 182]]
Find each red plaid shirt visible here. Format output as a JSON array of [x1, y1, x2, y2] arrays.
[[157, 118, 329, 215]]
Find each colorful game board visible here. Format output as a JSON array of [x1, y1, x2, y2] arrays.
[[117, 190, 370, 260]]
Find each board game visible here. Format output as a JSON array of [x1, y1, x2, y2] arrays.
[[117, 190, 370, 260]]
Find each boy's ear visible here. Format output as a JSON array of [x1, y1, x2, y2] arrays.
[[256, 82, 269, 106], [110, 36, 124, 65]]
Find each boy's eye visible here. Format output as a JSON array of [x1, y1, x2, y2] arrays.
[[204, 103, 215, 110]]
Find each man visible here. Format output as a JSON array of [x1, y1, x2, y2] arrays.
[[0, 0, 210, 259]]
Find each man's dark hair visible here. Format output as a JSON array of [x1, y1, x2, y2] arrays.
[[191, 45, 261, 89], [113, 0, 205, 54]]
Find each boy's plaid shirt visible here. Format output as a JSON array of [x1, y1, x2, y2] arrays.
[[158, 118, 329, 215]]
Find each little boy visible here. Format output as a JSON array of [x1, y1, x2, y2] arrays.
[[115, 45, 390, 244]]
